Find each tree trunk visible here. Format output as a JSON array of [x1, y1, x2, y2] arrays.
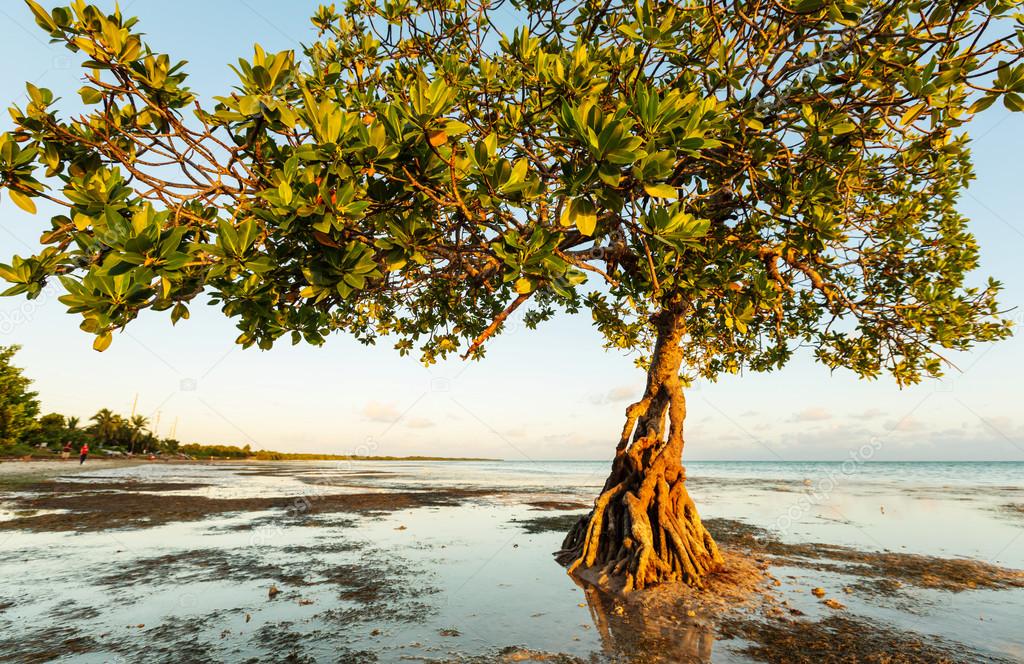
[[556, 308, 723, 592]]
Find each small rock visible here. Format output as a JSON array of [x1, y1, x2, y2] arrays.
[[245, 613, 251, 623], [811, 587, 826, 597], [371, 629, 381, 636], [686, 610, 696, 618], [823, 598, 845, 610], [136, 624, 145, 628], [268, 584, 280, 599], [395, 525, 407, 530], [578, 603, 586, 607], [439, 628, 461, 637], [842, 587, 853, 594], [298, 599, 314, 606]]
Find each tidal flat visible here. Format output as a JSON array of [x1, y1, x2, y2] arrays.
[[0, 459, 1021, 663]]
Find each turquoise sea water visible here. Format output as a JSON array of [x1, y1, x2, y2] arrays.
[[417, 459, 1024, 485]]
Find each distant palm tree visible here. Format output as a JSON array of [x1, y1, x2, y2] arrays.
[[66, 416, 79, 431], [90, 408, 118, 446], [128, 415, 149, 454]]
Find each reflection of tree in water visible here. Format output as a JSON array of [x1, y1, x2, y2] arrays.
[[575, 577, 715, 663]]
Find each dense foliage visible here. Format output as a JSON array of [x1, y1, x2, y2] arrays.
[[0, 345, 40, 445], [1, 0, 1022, 388]]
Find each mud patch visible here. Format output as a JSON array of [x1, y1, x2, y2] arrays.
[[114, 612, 234, 663], [0, 483, 495, 532], [90, 539, 437, 658], [95, 548, 314, 589], [47, 601, 102, 623], [997, 503, 1024, 522], [316, 558, 439, 624], [719, 614, 1014, 663], [706, 518, 1024, 592], [426, 647, 585, 663], [21, 480, 211, 493], [525, 500, 590, 511], [513, 513, 586, 535], [0, 626, 100, 663]]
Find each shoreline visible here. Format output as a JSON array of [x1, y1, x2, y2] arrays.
[[0, 456, 500, 485]]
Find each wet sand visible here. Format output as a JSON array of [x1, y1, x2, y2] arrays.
[[0, 460, 1021, 662], [0, 458, 148, 480]]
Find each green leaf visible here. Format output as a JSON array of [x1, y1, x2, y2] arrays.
[[900, 103, 926, 126], [93, 332, 112, 352], [79, 86, 103, 105], [643, 183, 677, 199], [560, 198, 597, 236], [25, 0, 57, 32], [279, 181, 293, 205], [1003, 93, 1024, 112], [171, 302, 190, 324], [8, 191, 37, 215], [443, 119, 472, 135], [514, 277, 534, 294]]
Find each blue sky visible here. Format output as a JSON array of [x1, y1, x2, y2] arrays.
[[0, 1, 1021, 461]]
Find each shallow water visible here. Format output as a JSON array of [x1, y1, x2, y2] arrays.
[[0, 460, 1021, 662]]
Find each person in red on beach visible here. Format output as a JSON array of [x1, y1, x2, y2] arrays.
[[79, 443, 89, 465]]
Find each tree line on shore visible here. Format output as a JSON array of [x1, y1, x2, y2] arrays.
[[0, 343, 224, 458]]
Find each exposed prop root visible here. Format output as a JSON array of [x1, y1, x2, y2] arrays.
[[557, 462, 723, 592]]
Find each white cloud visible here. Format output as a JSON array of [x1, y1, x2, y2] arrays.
[[405, 417, 435, 429], [590, 384, 640, 405], [361, 401, 401, 423], [789, 407, 833, 422], [884, 416, 925, 432], [606, 385, 636, 402]]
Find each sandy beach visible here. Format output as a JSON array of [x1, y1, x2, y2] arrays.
[[0, 458, 149, 479]]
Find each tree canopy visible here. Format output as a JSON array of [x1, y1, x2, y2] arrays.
[[0, 344, 40, 445], [1, 0, 1022, 385]]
